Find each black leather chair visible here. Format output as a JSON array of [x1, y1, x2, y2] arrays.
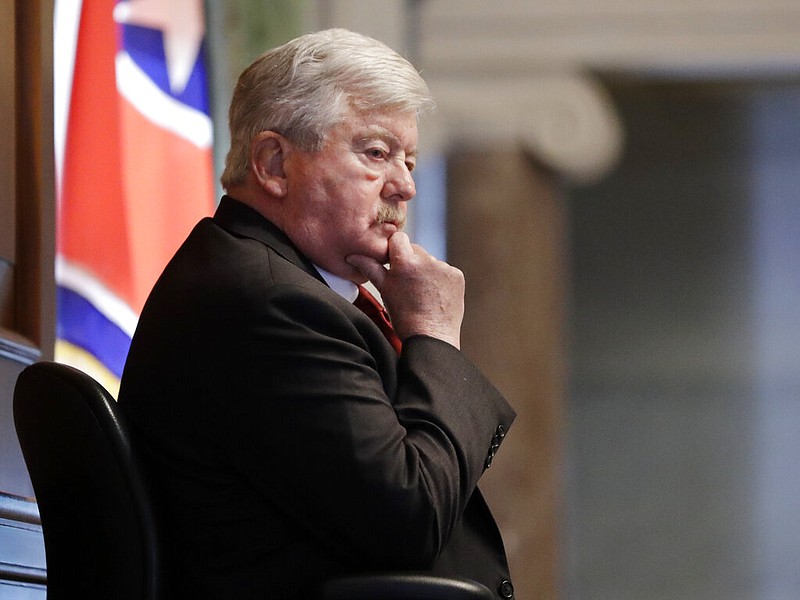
[[14, 361, 160, 600], [14, 362, 493, 599]]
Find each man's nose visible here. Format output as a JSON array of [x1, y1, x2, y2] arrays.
[[384, 161, 416, 202]]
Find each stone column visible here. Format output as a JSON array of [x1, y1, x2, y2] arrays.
[[438, 73, 623, 600], [448, 148, 566, 599]]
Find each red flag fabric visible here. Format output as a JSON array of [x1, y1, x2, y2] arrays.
[[54, 0, 215, 396]]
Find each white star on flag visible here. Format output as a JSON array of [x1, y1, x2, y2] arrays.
[[113, 0, 206, 94]]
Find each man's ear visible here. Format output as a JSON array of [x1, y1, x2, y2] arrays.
[[251, 131, 289, 197]]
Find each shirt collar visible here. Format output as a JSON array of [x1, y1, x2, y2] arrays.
[[316, 266, 359, 303]]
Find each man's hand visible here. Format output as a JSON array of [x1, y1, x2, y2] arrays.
[[346, 232, 464, 349]]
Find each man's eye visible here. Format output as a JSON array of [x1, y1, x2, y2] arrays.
[[367, 148, 387, 159]]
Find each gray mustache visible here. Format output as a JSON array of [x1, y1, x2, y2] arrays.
[[376, 204, 406, 228]]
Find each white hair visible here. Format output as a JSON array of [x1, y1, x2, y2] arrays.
[[220, 28, 435, 189]]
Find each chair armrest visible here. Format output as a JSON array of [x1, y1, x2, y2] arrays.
[[319, 573, 495, 600]]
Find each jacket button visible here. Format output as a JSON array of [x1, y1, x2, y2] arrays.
[[485, 453, 494, 469], [498, 579, 514, 598]]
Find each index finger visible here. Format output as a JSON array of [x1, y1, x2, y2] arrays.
[[346, 254, 388, 288]]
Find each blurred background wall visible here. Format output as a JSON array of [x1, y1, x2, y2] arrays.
[[210, 2, 800, 598], [566, 79, 800, 600]]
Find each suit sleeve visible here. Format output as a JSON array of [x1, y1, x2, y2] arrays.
[[222, 283, 516, 569]]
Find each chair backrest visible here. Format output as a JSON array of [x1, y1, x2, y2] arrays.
[[13, 361, 160, 600]]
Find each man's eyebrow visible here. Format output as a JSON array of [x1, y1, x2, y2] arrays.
[[357, 127, 396, 145], [358, 127, 417, 155]]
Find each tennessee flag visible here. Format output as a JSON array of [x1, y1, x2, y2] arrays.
[[54, 0, 215, 397]]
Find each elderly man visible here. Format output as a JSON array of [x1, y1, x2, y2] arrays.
[[118, 28, 516, 599]]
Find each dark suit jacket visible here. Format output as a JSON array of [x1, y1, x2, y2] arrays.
[[118, 196, 517, 599]]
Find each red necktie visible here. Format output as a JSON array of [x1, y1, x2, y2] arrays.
[[354, 286, 402, 355]]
